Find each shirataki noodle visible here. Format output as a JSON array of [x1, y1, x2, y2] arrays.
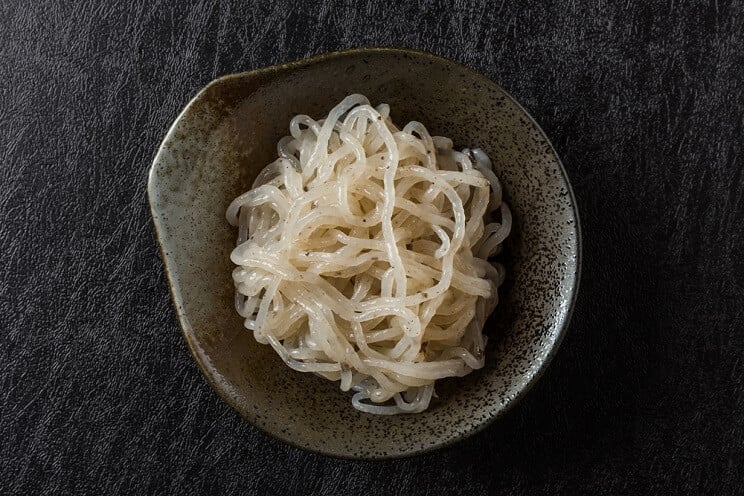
[[226, 94, 511, 414]]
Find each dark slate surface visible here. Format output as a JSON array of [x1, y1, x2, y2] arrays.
[[2, 1, 742, 494]]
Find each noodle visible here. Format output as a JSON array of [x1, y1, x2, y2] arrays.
[[227, 95, 510, 414]]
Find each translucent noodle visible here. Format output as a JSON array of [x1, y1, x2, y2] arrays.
[[227, 95, 510, 414]]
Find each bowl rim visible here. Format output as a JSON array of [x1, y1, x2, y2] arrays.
[[147, 46, 582, 460]]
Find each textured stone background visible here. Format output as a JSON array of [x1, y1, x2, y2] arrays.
[[1, 1, 742, 494]]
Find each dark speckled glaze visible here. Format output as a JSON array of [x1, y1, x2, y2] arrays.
[[147, 47, 581, 459]]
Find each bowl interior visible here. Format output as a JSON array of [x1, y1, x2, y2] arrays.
[[148, 48, 580, 459]]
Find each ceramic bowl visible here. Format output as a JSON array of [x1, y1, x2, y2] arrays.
[[148, 47, 581, 459]]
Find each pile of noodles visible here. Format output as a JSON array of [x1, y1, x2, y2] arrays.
[[227, 95, 511, 414]]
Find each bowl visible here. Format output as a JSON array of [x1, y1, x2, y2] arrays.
[[147, 47, 581, 459]]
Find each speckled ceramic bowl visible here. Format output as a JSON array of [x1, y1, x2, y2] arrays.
[[148, 47, 580, 459]]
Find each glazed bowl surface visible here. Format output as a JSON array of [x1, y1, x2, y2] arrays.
[[147, 47, 581, 459]]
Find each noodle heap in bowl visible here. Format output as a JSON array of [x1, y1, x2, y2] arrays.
[[226, 95, 511, 414]]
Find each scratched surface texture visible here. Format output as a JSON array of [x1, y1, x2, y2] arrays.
[[1, 0, 743, 494]]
